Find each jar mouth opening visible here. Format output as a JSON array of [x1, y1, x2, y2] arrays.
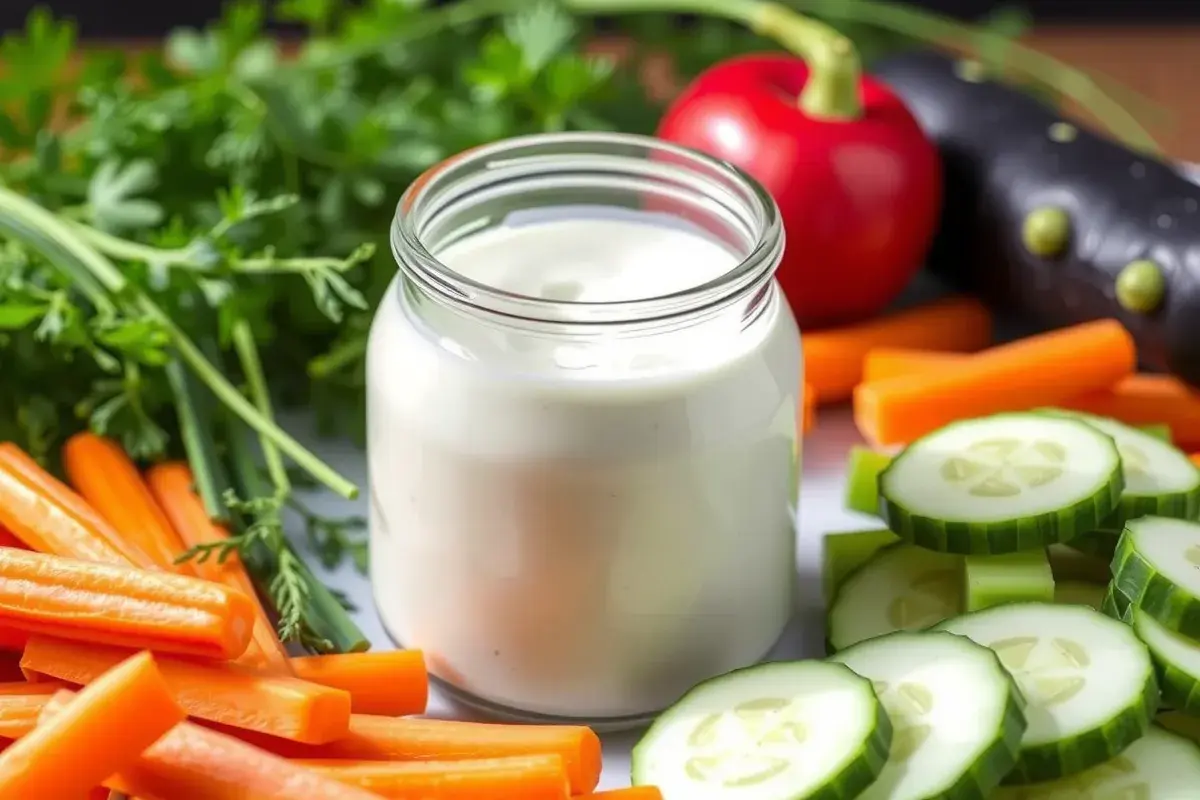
[[392, 132, 783, 327]]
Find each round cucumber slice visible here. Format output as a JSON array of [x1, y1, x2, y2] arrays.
[[631, 661, 890, 800], [829, 631, 1027, 799], [1053, 581, 1106, 610], [1044, 410, 1200, 524], [1131, 604, 1200, 715], [1112, 516, 1200, 640], [995, 726, 1200, 799], [827, 544, 963, 652], [937, 603, 1157, 784], [879, 413, 1124, 554]]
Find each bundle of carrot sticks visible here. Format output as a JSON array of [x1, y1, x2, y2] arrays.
[[801, 295, 1200, 459], [0, 434, 658, 800]]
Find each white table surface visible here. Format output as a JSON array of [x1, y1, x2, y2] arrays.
[[287, 407, 875, 791]]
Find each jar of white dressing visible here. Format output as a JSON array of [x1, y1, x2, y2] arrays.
[[368, 132, 801, 727]]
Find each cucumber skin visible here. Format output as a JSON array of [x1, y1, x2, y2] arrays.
[[937, 603, 1158, 784], [630, 661, 894, 800], [1112, 523, 1200, 640], [1063, 530, 1119, 561], [844, 447, 893, 517], [879, 416, 1124, 555], [1108, 584, 1200, 716], [831, 631, 1028, 799]]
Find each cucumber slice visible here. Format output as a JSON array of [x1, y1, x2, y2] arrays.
[[829, 631, 1027, 799], [880, 413, 1124, 554], [995, 726, 1200, 799], [936, 602, 1158, 783], [1046, 544, 1110, 585], [964, 551, 1055, 612], [827, 544, 963, 652], [822, 529, 899, 604], [1137, 423, 1173, 443], [844, 447, 892, 517], [631, 661, 890, 800], [1112, 516, 1200, 640], [1130, 605, 1200, 714], [1045, 410, 1200, 524]]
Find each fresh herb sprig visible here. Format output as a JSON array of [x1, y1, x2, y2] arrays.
[[0, 0, 1159, 651]]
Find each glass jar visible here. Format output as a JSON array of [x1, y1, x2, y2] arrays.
[[368, 132, 800, 728]]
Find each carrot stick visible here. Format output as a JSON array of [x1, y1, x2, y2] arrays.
[[578, 789, 665, 800], [864, 352, 1200, 447], [854, 320, 1137, 446], [862, 348, 967, 382], [145, 462, 293, 675], [294, 756, 570, 799], [801, 382, 816, 433], [0, 443, 153, 566], [0, 681, 70, 739], [0, 652, 184, 799], [290, 651, 428, 717], [0, 628, 28, 653], [37, 696, 382, 800], [802, 296, 993, 403], [222, 715, 602, 795], [0, 547, 255, 660], [1191, 454, 1200, 468], [63, 433, 193, 574], [22, 636, 351, 744]]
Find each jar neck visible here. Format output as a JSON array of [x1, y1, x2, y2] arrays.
[[390, 132, 784, 336]]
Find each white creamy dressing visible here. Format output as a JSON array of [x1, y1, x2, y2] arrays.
[[368, 214, 801, 720]]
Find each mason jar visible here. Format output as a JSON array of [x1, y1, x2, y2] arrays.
[[368, 132, 801, 728]]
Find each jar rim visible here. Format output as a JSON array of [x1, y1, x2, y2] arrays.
[[391, 131, 783, 327]]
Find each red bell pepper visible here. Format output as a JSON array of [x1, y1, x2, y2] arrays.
[[656, 6, 942, 328]]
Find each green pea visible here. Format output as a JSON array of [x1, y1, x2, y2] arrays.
[[1022, 207, 1071, 258], [1116, 260, 1166, 313]]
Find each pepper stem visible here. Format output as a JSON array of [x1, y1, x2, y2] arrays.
[[562, 0, 863, 120], [752, 2, 863, 120]]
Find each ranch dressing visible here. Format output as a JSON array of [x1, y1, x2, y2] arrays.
[[368, 133, 801, 724]]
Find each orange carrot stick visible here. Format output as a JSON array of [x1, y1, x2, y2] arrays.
[[1192, 454, 1200, 468], [22, 636, 351, 744], [290, 651, 428, 717], [801, 382, 816, 433], [145, 462, 293, 675], [0, 526, 27, 551], [0, 628, 28, 654], [38, 696, 382, 800], [0, 652, 184, 799], [578, 789, 665, 800], [862, 348, 967, 382], [63, 433, 193, 574], [0, 547, 254, 660], [223, 715, 602, 795], [802, 296, 993, 403], [0, 443, 153, 566], [854, 320, 1137, 446], [294, 756, 570, 799], [0, 681, 70, 739]]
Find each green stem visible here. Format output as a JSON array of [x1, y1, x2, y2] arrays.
[[309, 335, 368, 379], [164, 359, 228, 519], [232, 319, 291, 494], [0, 185, 357, 498], [566, 0, 863, 119], [784, 0, 1160, 153]]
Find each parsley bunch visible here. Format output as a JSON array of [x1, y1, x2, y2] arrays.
[[0, 0, 1155, 651]]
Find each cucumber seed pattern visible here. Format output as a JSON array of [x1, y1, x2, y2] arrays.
[[885, 569, 960, 630], [683, 698, 807, 788], [871, 681, 934, 763], [989, 636, 1090, 708], [940, 438, 1068, 498]]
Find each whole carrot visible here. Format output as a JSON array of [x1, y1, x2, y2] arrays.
[[0, 443, 152, 566], [22, 636, 351, 745], [63, 433, 193, 573], [295, 755, 570, 799], [803, 296, 993, 403], [854, 319, 1137, 446], [227, 715, 602, 795], [38, 696, 382, 800], [0, 652, 184, 798], [0, 547, 255, 660], [145, 462, 293, 675], [290, 651, 428, 716]]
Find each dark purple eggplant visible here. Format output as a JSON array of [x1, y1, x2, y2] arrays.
[[871, 51, 1200, 388]]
